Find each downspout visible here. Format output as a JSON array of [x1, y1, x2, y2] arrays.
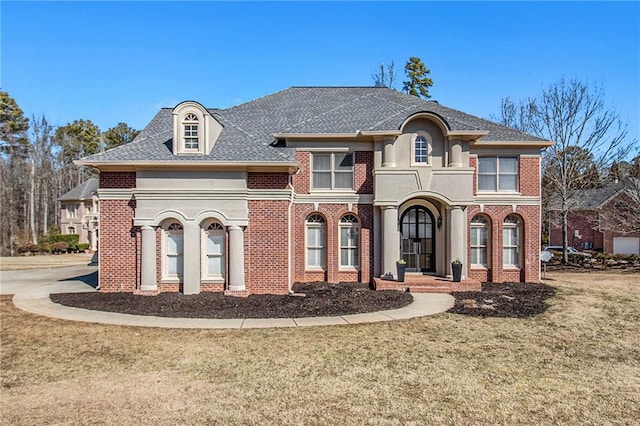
[[287, 174, 295, 294]]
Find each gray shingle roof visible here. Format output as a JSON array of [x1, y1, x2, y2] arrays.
[[58, 178, 98, 201], [80, 87, 549, 164]]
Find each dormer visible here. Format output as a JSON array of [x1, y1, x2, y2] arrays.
[[172, 101, 223, 156]]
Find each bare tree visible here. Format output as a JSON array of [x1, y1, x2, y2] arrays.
[[539, 79, 633, 262], [372, 60, 397, 89]]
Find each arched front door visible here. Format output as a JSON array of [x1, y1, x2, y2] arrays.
[[400, 206, 435, 273]]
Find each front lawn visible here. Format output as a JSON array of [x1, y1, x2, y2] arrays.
[[1, 271, 638, 425]]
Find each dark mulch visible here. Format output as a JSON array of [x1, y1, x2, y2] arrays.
[[50, 282, 413, 319], [448, 282, 557, 318]]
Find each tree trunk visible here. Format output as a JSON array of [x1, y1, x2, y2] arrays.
[[561, 209, 569, 264], [29, 162, 37, 244], [43, 185, 48, 235]]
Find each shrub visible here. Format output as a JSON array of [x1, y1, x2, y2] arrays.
[[51, 241, 69, 253], [78, 243, 90, 252], [39, 233, 79, 252]]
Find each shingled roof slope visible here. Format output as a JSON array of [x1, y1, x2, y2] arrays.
[[58, 178, 98, 201], [80, 87, 548, 164], [547, 178, 639, 210]]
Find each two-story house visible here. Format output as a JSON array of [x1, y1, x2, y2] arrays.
[[58, 177, 99, 251], [77, 87, 552, 294]]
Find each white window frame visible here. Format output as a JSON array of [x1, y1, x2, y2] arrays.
[[66, 203, 79, 219], [503, 214, 521, 268], [202, 222, 225, 281], [311, 152, 354, 191], [411, 133, 431, 166], [67, 226, 76, 235], [163, 222, 184, 281], [183, 113, 199, 151], [470, 215, 489, 267], [478, 157, 519, 192], [306, 214, 326, 269], [339, 214, 360, 269]]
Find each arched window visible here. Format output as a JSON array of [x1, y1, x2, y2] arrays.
[[183, 113, 199, 150], [164, 222, 184, 279], [67, 226, 76, 235], [471, 215, 489, 267], [414, 135, 428, 164], [203, 222, 225, 280], [503, 214, 521, 267], [339, 214, 359, 268], [306, 214, 326, 269]]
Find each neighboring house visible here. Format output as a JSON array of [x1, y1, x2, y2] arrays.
[[77, 87, 553, 294], [58, 177, 99, 251], [548, 178, 640, 255]]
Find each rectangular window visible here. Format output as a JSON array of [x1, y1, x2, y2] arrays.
[[66, 204, 78, 219], [311, 153, 354, 190], [206, 233, 224, 277], [471, 226, 488, 267], [478, 157, 518, 192], [184, 124, 199, 150], [306, 225, 326, 268], [167, 234, 184, 276], [503, 226, 519, 267], [340, 226, 359, 268]]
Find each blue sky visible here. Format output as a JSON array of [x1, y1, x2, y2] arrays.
[[2, 1, 639, 145]]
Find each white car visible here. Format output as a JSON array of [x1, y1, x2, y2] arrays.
[[543, 246, 592, 258]]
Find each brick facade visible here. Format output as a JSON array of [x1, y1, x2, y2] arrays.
[[467, 204, 540, 283]]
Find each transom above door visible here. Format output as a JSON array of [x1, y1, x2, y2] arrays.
[[400, 206, 435, 273]]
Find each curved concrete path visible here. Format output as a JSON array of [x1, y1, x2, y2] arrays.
[[3, 265, 455, 329]]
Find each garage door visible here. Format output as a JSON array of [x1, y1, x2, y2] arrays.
[[613, 237, 640, 255]]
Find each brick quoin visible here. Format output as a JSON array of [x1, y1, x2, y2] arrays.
[[466, 205, 541, 283], [293, 203, 373, 285]]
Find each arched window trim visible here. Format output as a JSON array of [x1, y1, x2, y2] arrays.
[[470, 215, 490, 268], [182, 111, 200, 151], [339, 214, 360, 269], [163, 221, 184, 280], [202, 221, 225, 281], [411, 132, 431, 166], [503, 214, 522, 268], [306, 213, 326, 269]]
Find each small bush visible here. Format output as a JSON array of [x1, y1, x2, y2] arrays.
[[51, 241, 69, 253], [77, 243, 90, 252]]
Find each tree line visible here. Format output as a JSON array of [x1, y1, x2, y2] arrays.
[[0, 91, 139, 255]]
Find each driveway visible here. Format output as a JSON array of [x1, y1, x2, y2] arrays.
[[0, 264, 98, 295]]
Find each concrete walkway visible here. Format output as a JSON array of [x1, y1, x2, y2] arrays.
[[4, 265, 455, 329]]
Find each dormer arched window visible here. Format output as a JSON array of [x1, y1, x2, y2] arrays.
[[172, 101, 223, 156], [183, 113, 199, 150]]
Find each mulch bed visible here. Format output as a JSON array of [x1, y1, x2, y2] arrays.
[[448, 282, 557, 318], [50, 282, 413, 319]]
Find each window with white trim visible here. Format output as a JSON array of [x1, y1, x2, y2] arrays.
[[470, 215, 489, 267], [66, 204, 79, 219], [306, 214, 326, 268], [164, 222, 184, 278], [414, 135, 428, 164], [67, 226, 76, 235], [503, 214, 521, 267], [339, 214, 359, 268], [203, 222, 225, 279], [183, 113, 199, 150], [311, 153, 354, 190], [478, 157, 518, 191]]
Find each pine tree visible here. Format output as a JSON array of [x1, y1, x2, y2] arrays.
[[402, 57, 433, 99]]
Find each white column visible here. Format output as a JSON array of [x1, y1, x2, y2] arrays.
[[90, 228, 98, 251], [382, 206, 399, 278], [382, 138, 396, 167], [140, 225, 157, 291], [449, 206, 466, 278], [228, 225, 245, 291], [449, 139, 463, 167], [183, 221, 200, 295]]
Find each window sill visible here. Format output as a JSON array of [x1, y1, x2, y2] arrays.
[[161, 278, 182, 283], [502, 266, 521, 270], [309, 189, 356, 194], [470, 265, 488, 270], [338, 267, 360, 272], [476, 191, 521, 195], [305, 268, 326, 272], [201, 277, 225, 283]]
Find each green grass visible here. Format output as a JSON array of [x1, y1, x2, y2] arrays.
[[1, 271, 639, 425]]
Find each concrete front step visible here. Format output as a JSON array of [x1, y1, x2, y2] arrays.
[[372, 276, 482, 293]]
